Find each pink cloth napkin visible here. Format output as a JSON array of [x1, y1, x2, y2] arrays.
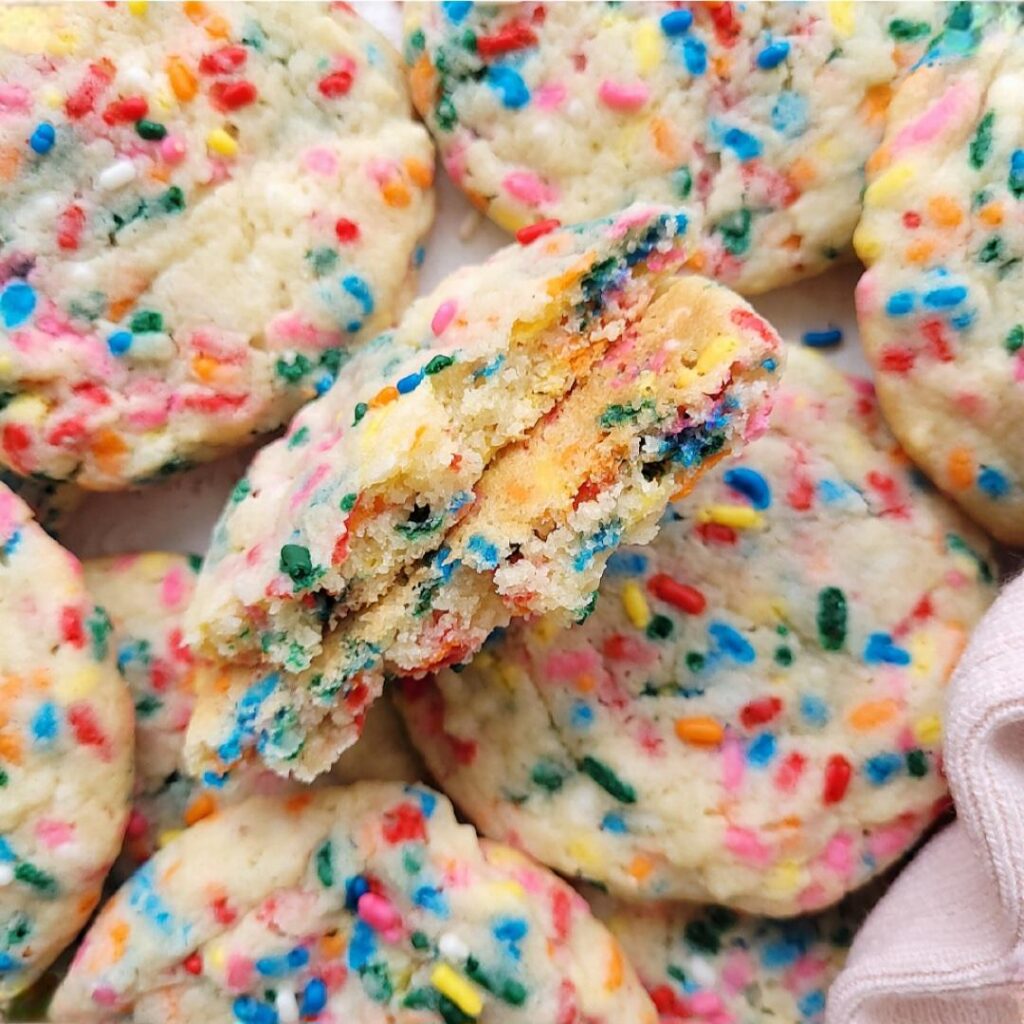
[[827, 573, 1024, 1023]]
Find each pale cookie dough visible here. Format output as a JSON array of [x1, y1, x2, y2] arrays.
[[855, 21, 1024, 544], [404, 1, 998, 293], [51, 783, 657, 1024], [184, 206, 783, 781], [0, 2, 433, 488], [0, 483, 133, 999], [396, 348, 995, 916]]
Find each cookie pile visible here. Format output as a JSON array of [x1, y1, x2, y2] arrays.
[[0, 4, 1019, 1024]]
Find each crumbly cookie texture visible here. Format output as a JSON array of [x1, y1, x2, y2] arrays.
[[397, 347, 995, 916], [0, 2, 433, 489], [0, 483, 133, 999], [184, 206, 784, 781], [855, 22, 1024, 545], [83, 553, 423, 881], [51, 784, 657, 1024], [404, 1, 996, 294]]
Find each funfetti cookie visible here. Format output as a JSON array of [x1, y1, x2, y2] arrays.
[[0, 2, 434, 489], [586, 885, 877, 1024], [82, 552, 424, 879], [403, 2, 998, 294], [0, 483, 133, 999], [183, 206, 784, 781], [396, 347, 996, 917], [855, 23, 1024, 545], [51, 784, 658, 1024]]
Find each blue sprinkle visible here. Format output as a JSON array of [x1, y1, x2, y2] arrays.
[[864, 752, 902, 786], [681, 36, 707, 75], [31, 702, 58, 745], [978, 466, 1010, 498], [600, 812, 628, 834], [885, 291, 915, 316], [217, 672, 278, 764], [756, 39, 790, 69], [760, 937, 802, 969], [660, 9, 693, 35], [107, 331, 133, 356], [493, 917, 528, 960], [0, 953, 17, 973], [950, 309, 976, 331], [413, 244, 426, 267], [466, 533, 499, 570], [801, 326, 843, 348], [770, 91, 808, 137], [721, 126, 762, 162], [708, 621, 756, 664], [300, 979, 328, 1016], [409, 785, 437, 818], [487, 65, 530, 108], [347, 919, 376, 970], [344, 874, 370, 910], [287, 947, 309, 970], [473, 353, 505, 379], [818, 479, 850, 505], [414, 885, 449, 916], [447, 491, 473, 515], [863, 632, 911, 666], [605, 551, 648, 576], [342, 274, 374, 316], [762, 356, 778, 372], [922, 284, 967, 309], [1, 281, 36, 329], [572, 520, 622, 572], [570, 700, 594, 729], [442, 0, 472, 23], [201, 770, 228, 789], [1, 529, 20, 559], [29, 122, 56, 155], [799, 991, 827, 1017], [232, 996, 278, 1024], [128, 863, 192, 948], [0, 838, 14, 862], [800, 694, 830, 728], [314, 373, 333, 396], [723, 467, 772, 509], [746, 732, 777, 768], [396, 371, 422, 395]]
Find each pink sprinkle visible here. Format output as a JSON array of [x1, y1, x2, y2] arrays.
[[290, 463, 330, 511], [159, 134, 187, 164], [889, 81, 975, 158], [357, 892, 403, 942], [431, 299, 457, 336], [226, 954, 253, 991], [534, 82, 567, 110], [303, 146, 339, 176], [265, 312, 344, 351], [544, 647, 601, 682], [35, 818, 74, 849], [503, 170, 556, 208], [724, 826, 771, 866], [868, 820, 913, 860], [721, 736, 745, 792], [797, 882, 828, 912], [90, 986, 119, 1007], [598, 79, 650, 112], [0, 85, 30, 112], [161, 565, 188, 609], [720, 949, 754, 994], [691, 991, 726, 1015], [822, 832, 854, 877]]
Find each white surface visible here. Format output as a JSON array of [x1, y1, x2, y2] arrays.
[[62, 1, 867, 561]]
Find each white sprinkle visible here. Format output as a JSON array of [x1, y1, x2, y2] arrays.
[[0, 864, 14, 887], [275, 988, 299, 1024], [439, 932, 470, 962], [96, 159, 137, 191], [684, 953, 718, 989], [119, 66, 152, 92]]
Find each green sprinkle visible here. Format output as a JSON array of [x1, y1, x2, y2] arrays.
[[646, 614, 674, 640], [402, 846, 424, 875], [906, 749, 928, 777], [0, 767, 8, 788], [410, 930, 430, 950], [407, 27, 426, 54], [946, 532, 994, 583], [315, 840, 334, 887], [424, 353, 455, 375], [360, 962, 393, 1003], [435, 94, 457, 132], [714, 208, 752, 256], [156, 185, 185, 214], [599, 403, 641, 429], [395, 514, 444, 539], [774, 645, 794, 666], [135, 118, 167, 141], [340, 492, 358, 512], [279, 544, 319, 589], [320, 347, 348, 378], [578, 756, 637, 804], [306, 247, 339, 277], [977, 235, 1004, 263], [276, 353, 313, 383], [230, 478, 252, 503], [130, 309, 163, 333], [969, 110, 994, 169], [403, 988, 438, 1011], [666, 964, 688, 986], [530, 759, 567, 793], [684, 918, 720, 955], [188, 553, 203, 573], [14, 862, 56, 894], [287, 425, 310, 449], [673, 165, 693, 199], [135, 694, 162, 718], [685, 651, 705, 672], [1005, 324, 1024, 353], [466, 958, 528, 1007], [888, 18, 932, 40], [817, 587, 848, 651], [87, 607, 113, 661], [353, 401, 369, 425]]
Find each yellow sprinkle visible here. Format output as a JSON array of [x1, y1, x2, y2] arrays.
[[827, 0, 855, 37], [206, 127, 237, 157], [431, 964, 484, 1018], [138, 552, 175, 575], [864, 162, 915, 206], [128, 0, 148, 12], [914, 714, 942, 746], [633, 19, 664, 73], [910, 633, 934, 676], [698, 504, 764, 529], [621, 582, 651, 630], [41, 87, 62, 109], [208, 945, 226, 970], [157, 829, 183, 848], [852, 223, 882, 263], [567, 837, 603, 872], [49, 29, 77, 56], [695, 334, 738, 375], [673, 365, 697, 389], [5, 394, 48, 426], [765, 859, 803, 895], [56, 665, 100, 702]]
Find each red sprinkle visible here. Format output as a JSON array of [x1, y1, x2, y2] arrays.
[[902, 211, 921, 229], [879, 346, 915, 373], [68, 704, 110, 759], [787, 476, 814, 511], [516, 218, 560, 245], [210, 896, 237, 926], [381, 801, 427, 844], [696, 522, 737, 546], [57, 204, 86, 251], [476, 20, 539, 57], [65, 60, 114, 119], [102, 95, 148, 125], [183, 953, 203, 976], [647, 573, 706, 615], [449, 735, 478, 765], [650, 985, 691, 1018], [709, 2, 741, 46], [921, 318, 954, 363], [334, 217, 360, 243], [209, 80, 258, 112], [318, 69, 354, 98], [602, 633, 647, 661], [2, 423, 32, 471], [46, 417, 88, 450], [823, 754, 853, 805], [60, 606, 85, 648], [775, 751, 806, 792], [551, 888, 571, 942], [198, 45, 248, 75], [740, 696, 783, 729]]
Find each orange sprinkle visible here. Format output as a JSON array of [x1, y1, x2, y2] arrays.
[[404, 156, 434, 189], [859, 83, 892, 123], [684, 250, 706, 273], [0, 146, 20, 184], [211, 671, 232, 695], [286, 792, 314, 814], [110, 919, 130, 961], [978, 202, 1004, 227], [605, 942, 624, 992], [927, 195, 962, 228], [787, 157, 816, 189], [183, 792, 217, 826], [866, 143, 891, 176], [91, 428, 128, 463], [408, 53, 437, 114], [781, 233, 803, 252], [711, 53, 731, 78], [650, 117, 681, 162], [575, 672, 596, 693], [148, 164, 171, 183], [167, 57, 198, 102], [0, 732, 23, 765], [191, 355, 222, 384], [904, 238, 934, 265], [947, 446, 974, 490], [108, 297, 136, 322], [368, 385, 399, 409], [545, 256, 591, 297], [848, 698, 900, 732], [183, 0, 206, 21], [204, 13, 230, 37], [381, 178, 411, 208], [674, 716, 724, 746], [627, 855, 653, 881], [320, 933, 346, 959]]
